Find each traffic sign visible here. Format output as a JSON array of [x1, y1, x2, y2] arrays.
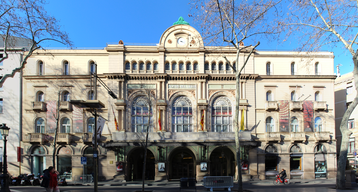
[[81, 157, 87, 165]]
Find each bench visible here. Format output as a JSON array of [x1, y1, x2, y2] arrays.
[[203, 176, 233, 191]]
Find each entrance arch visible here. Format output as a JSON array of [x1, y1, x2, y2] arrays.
[[32, 146, 46, 176], [169, 147, 196, 179], [127, 148, 155, 181], [209, 147, 235, 176]]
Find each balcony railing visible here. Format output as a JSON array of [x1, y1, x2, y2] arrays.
[[59, 101, 72, 111], [264, 132, 281, 142], [290, 132, 306, 142], [290, 101, 302, 111], [81, 133, 93, 144], [265, 101, 278, 111], [314, 132, 331, 142], [32, 101, 46, 111], [57, 133, 72, 144], [24, 133, 47, 144], [314, 101, 327, 111]]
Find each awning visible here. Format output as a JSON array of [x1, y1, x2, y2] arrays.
[[315, 153, 325, 161]]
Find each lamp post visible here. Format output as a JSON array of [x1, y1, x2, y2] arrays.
[[0, 123, 10, 192]]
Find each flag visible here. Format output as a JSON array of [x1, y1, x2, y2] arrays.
[[158, 110, 162, 131], [240, 109, 245, 131], [200, 110, 205, 131], [112, 105, 119, 131]]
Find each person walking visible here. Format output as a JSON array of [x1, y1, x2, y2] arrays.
[[41, 166, 59, 192]]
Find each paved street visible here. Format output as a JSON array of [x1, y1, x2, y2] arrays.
[[7, 182, 358, 192]]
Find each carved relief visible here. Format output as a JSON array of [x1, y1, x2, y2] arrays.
[[168, 90, 176, 99], [128, 90, 135, 97], [188, 90, 196, 98], [209, 90, 217, 98], [168, 39, 172, 44]]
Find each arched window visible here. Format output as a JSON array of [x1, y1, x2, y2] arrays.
[[153, 62, 158, 71], [63, 60, 69, 75], [87, 117, 95, 133], [315, 117, 322, 132], [290, 144, 302, 153], [266, 117, 275, 132], [62, 91, 70, 101], [165, 62, 170, 70], [226, 63, 231, 71], [315, 62, 320, 75], [315, 144, 326, 153], [212, 97, 232, 132], [131, 96, 152, 132], [266, 145, 278, 153], [132, 62, 138, 70], [186, 62, 192, 70], [35, 118, 45, 133], [266, 91, 273, 101], [291, 62, 296, 75], [125, 61, 130, 70], [146, 62, 152, 71], [179, 62, 184, 70], [90, 61, 96, 74], [38, 60, 44, 75], [88, 90, 94, 100], [291, 117, 299, 132], [315, 91, 321, 101], [172, 96, 192, 132], [139, 62, 145, 70], [204, 62, 209, 70], [193, 62, 198, 71], [291, 91, 296, 101], [37, 91, 44, 102], [219, 62, 224, 71], [60, 117, 71, 133], [172, 62, 177, 70], [266, 62, 272, 75], [211, 62, 217, 70]]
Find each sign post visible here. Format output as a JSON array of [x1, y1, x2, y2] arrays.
[[81, 157, 87, 183]]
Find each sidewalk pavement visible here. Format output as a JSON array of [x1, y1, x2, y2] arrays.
[[67, 178, 354, 187]]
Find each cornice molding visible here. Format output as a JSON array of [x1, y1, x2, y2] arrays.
[[259, 75, 336, 79]]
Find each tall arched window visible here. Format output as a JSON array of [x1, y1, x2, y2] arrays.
[[266, 91, 273, 101], [172, 96, 192, 132], [315, 117, 322, 132], [87, 117, 95, 133], [179, 62, 184, 70], [266, 117, 275, 132], [35, 118, 45, 133], [37, 91, 44, 102], [132, 62, 138, 70], [139, 62, 145, 70], [193, 63, 198, 71], [291, 91, 296, 101], [60, 117, 71, 133], [226, 63, 231, 71], [291, 62, 296, 75], [62, 91, 70, 101], [204, 62, 209, 70], [38, 60, 44, 75], [315, 91, 321, 101], [172, 62, 177, 70], [132, 96, 152, 132], [211, 62, 217, 70], [125, 61, 130, 70], [165, 62, 170, 70], [88, 90, 94, 100], [90, 61, 96, 74], [266, 62, 272, 75], [219, 62, 224, 71], [212, 97, 232, 132], [63, 60, 69, 75], [291, 117, 299, 132], [146, 62, 152, 71], [186, 62, 192, 70], [153, 62, 158, 71], [315, 62, 320, 75]]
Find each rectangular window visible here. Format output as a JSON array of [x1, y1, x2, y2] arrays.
[[0, 98, 3, 113], [348, 137, 355, 154], [290, 156, 301, 170], [348, 119, 354, 129], [347, 86, 353, 95], [0, 53, 3, 66], [265, 155, 278, 171]]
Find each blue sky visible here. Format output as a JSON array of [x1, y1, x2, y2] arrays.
[[44, 0, 354, 75]]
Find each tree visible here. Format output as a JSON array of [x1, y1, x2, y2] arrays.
[[191, 0, 281, 191], [0, 0, 72, 87], [279, 0, 358, 189]]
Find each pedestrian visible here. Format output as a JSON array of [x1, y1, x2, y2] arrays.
[[41, 166, 60, 192]]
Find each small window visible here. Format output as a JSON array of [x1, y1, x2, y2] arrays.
[[291, 62, 296, 75], [266, 91, 273, 101], [315, 91, 321, 101], [125, 62, 130, 70], [88, 90, 94, 100], [63, 61, 69, 75], [38, 61, 44, 75], [186, 63, 192, 70], [132, 62, 138, 70], [0, 98, 3, 113], [315, 62, 320, 75], [211, 62, 217, 70], [266, 117, 275, 132], [219, 63, 224, 71], [165, 62, 170, 70], [226, 63, 231, 71], [63, 91, 70, 101], [266, 62, 271, 75], [153, 62, 158, 71], [90, 61, 96, 74], [179, 62, 184, 70], [139, 62, 145, 70], [348, 119, 354, 129], [146, 62, 152, 70], [291, 91, 296, 101], [60, 117, 71, 133], [172, 62, 177, 70], [204, 63, 209, 70], [37, 91, 44, 102], [315, 117, 322, 132], [35, 118, 45, 133], [87, 117, 95, 133]]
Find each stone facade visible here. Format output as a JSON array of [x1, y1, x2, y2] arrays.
[[20, 22, 336, 181]]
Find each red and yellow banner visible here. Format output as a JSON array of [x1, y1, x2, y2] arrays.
[[200, 110, 205, 131], [112, 105, 119, 131], [158, 110, 162, 131]]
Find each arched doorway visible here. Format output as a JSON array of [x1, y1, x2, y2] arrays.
[[170, 148, 195, 179], [32, 146, 46, 176], [57, 146, 72, 179], [210, 147, 235, 176], [127, 148, 155, 181], [83, 147, 96, 175]]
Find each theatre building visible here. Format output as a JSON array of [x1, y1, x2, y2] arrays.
[[20, 18, 336, 181]]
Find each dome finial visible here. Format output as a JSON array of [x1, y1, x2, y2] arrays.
[[173, 16, 190, 26]]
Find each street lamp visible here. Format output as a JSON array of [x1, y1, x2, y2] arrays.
[[0, 123, 10, 192]]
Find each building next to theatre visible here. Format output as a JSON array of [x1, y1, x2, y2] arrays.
[[335, 72, 358, 168], [20, 17, 336, 181]]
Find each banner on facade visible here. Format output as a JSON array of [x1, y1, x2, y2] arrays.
[[303, 101, 314, 132], [46, 100, 57, 133], [158, 110, 162, 131], [240, 109, 245, 131], [200, 110, 204, 131], [73, 105, 83, 133], [279, 100, 289, 132], [112, 105, 119, 131], [92, 116, 105, 144]]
